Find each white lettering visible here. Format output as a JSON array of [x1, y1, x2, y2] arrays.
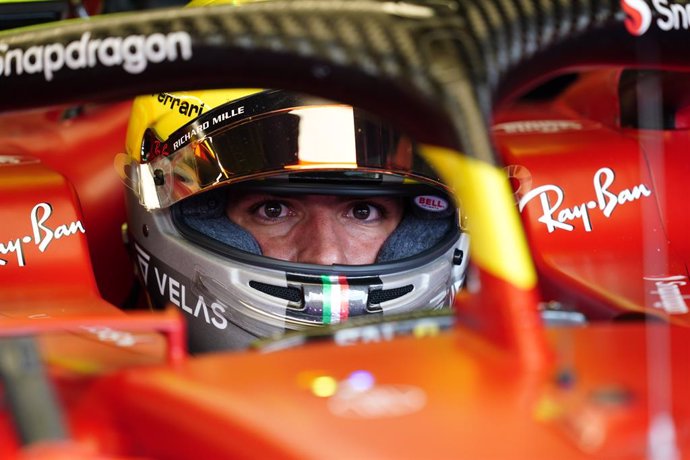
[[645, 275, 690, 314], [81, 325, 138, 347], [519, 167, 651, 233], [87, 39, 100, 67], [211, 302, 228, 329], [43, 43, 64, 81], [193, 295, 207, 317], [655, 0, 675, 30], [155, 267, 167, 295], [0, 238, 24, 267], [328, 384, 427, 419], [23, 46, 41, 74], [180, 283, 193, 314], [194, 294, 211, 322], [5, 47, 21, 76], [64, 32, 89, 69], [0, 203, 86, 267], [121, 35, 146, 73], [211, 106, 245, 125], [493, 120, 583, 134], [152, 269, 228, 331], [168, 276, 181, 307], [100, 37, 123, 67], [144, 33, 168, 63], [1, 202, 85, 267], [652, 0, 690, 31], [335, 324, 395, 346], [171, 121, 210, 151], [31, 202, 54, 252], [0, 31, 193, 82], [31, 202, 85, 253], [0, 43, 6, 75]]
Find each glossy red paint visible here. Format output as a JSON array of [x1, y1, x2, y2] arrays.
[[2, 68, 690, 458], [0, 103, 135, 308], [497, 69, 690, 323]]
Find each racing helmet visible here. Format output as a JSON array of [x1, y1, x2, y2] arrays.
[[121, 88, 469, 352]]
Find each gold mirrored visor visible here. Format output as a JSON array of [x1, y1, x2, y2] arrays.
[[119, 90, 443, 210]]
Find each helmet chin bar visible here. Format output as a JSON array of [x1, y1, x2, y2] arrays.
[[186, 232, 469, 342]]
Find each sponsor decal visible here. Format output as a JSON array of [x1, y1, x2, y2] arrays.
[[414, 195, 448, 212], [0, 155, 39, 166], [80, 325, 139, 347], [170, 105, 245, 151], [644, 275, 690, 314], [622, 0, 690, 35], [145, 103, 248, 160], [328, 382, 427, 419], [28, 313, 50, 319], [622, 0, 653, 35], [493, 120, 584, 134], [155, 93, 205, 118], [0, 31, 192, 82], [335, 323, 396, 346], [518, 167, 652, 233], [307, 370, 427, 418], [134, 243, 228, 330], [287, 273, 374, 325], [320, 275, 350, 324], [334, 318, 442, 346], [0, 202, 85, 267]]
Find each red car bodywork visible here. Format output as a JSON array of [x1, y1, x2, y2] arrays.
[[1, 55, 689, 460], [497, 69, 690, 323]]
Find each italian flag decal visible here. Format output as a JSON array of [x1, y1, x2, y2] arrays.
[[321, 275, 350, 324], [286, 274, 380, 325]]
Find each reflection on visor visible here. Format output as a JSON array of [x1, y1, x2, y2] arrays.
[[119, 90, 443, 210], [287, 107, 357, 167]]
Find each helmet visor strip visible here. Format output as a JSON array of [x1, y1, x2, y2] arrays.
[[122, 91, 445, 210]]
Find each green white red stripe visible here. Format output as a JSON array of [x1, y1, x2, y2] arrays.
[[321, 275, 350, 324]]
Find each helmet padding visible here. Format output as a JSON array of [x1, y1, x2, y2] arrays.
[[176, 187, 455, 262], [178, 190, 262, 255], [376, 213, 452, 262]]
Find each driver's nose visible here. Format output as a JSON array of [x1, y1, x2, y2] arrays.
[[294, 215, 348, 265]]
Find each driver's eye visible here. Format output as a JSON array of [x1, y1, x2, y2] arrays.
[[261, 201, 285, 219], [352, 203, 373, 220]]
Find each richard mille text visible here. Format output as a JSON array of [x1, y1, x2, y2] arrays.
[[518, 167, 652, 233], [0, 202, 85, 267]]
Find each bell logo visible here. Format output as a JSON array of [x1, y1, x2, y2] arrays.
[[622, 0, 652, 35], [414, 195, 448, 212]]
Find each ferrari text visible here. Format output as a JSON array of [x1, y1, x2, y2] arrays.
[[156, 93, 205, 117], [0, 202, 85, 267], [0, 31, 192, 82], [518, 167, 652, 233]]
